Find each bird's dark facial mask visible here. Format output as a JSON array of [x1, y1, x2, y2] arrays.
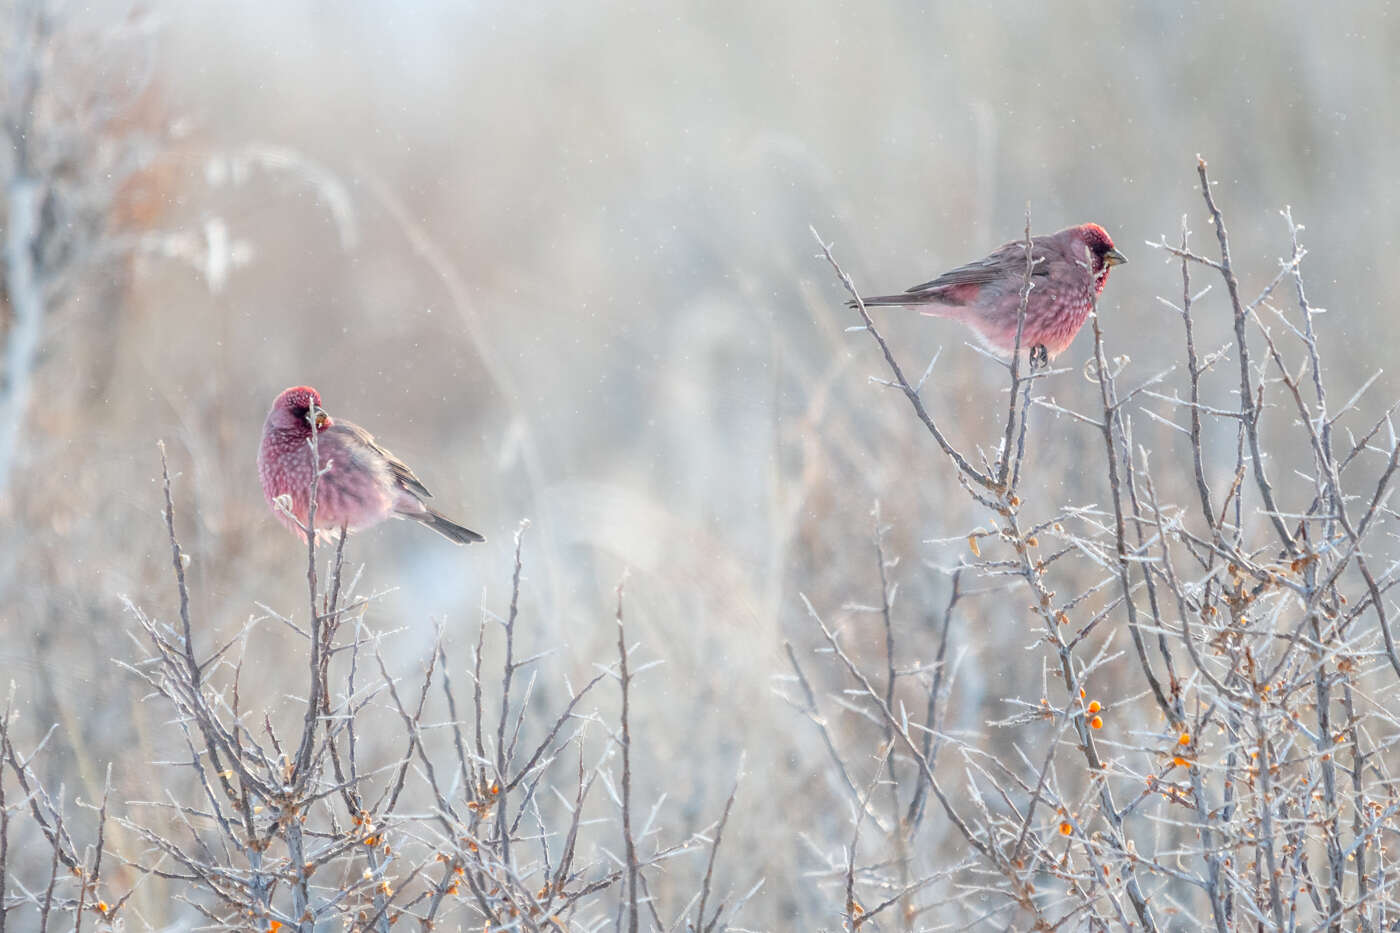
[[290, 404, 331, 430]]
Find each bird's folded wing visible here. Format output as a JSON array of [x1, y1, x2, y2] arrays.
[[904, 243, 1050, 294], [384, 451, 433, 500], [334, 422, 434, 500]]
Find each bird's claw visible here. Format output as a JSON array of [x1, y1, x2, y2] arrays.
[[1029, 345, 1049, 371]]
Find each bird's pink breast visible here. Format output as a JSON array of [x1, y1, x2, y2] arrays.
[[258, 426, 398, 538], [1025, 289, 1094, 358], [971, 282, 1094, 359], [259, 430, 317, 536]]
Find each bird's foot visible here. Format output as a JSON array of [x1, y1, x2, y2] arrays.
[[1029, 345, 1049, 371]]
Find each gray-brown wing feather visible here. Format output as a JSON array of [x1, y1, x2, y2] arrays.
[[327, 421, 484, 544], [335, 421, 433, 500], [903, 239, 1051, 295]]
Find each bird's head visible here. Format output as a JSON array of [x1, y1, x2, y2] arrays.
[[268, 385, 333, 435], [1072, 223, 1127, 294]]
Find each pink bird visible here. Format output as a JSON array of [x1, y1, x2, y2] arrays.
[[854, 223, 1126, 361], [257, 386, 484, 544]]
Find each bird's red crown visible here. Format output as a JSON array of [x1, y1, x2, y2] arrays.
[[1077, 223, 1115, 253], [276, 385, 322, 413], [270, 386, 331, 433]]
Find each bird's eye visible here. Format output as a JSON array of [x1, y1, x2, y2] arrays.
[[291, 405, 309, 420]]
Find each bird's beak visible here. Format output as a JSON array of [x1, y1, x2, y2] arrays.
[[1104, 248, 1127, 267]]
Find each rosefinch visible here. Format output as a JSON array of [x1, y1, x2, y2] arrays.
[[853, 223, 1126, 361], [258, 386, 484, 544]]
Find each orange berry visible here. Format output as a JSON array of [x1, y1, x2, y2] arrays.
[[1090, 716, 1103, 730], [1059, 821, 1072, 835], [1087, 701, 1101, 714]]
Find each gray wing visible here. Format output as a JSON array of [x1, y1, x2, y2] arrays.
[[333, 421, 433, 501], [903, 238, 1052, 294]]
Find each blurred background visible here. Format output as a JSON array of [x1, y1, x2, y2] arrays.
[[3, 0, 1399, 926]]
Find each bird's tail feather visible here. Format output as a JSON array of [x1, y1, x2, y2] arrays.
[[847, 295, 955, 317], [409, 508, 485, 544], [847, 294, 917, 308]]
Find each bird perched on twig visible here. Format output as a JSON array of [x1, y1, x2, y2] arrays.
[[258, 386, 484, 544], [852, 223, 1126, 363]]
